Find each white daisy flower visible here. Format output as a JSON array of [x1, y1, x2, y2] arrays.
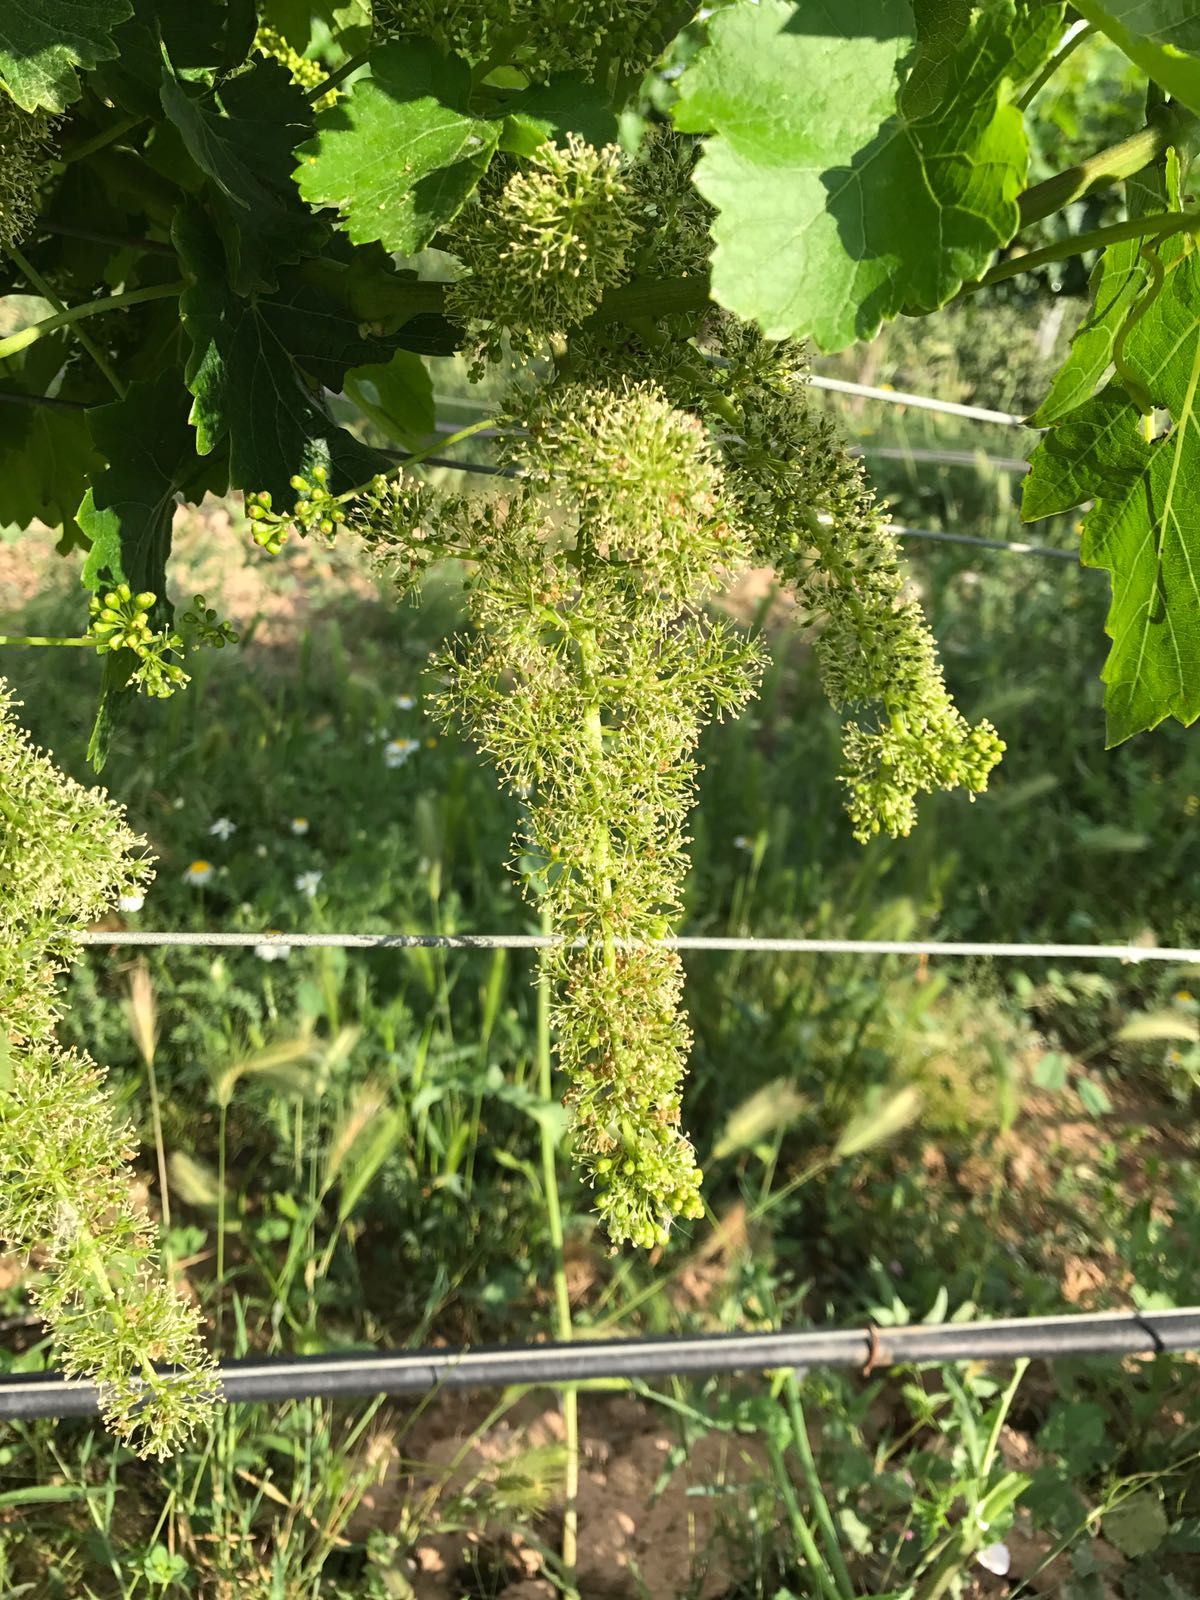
[[384, 737, 420, 769], [118, 891, 145, 913], [294, 870, 323, 898], [290, 817, 309, 836], [254, 931, 292, 961], [183, 860, 215, 886], [976, 1544, 1011, 1577], [255, 843, 269, 859], [394, 694, 416, 711], [208, 817, 237, 841]]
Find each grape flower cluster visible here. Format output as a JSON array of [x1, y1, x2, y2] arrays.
[[0, 682, 217, 1454], [0, 95, 55, 252], [446, 135, 636, 373], [87, 584, 237, 700], [378, 0, 671, 84]]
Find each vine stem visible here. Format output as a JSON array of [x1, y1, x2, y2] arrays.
[[307, 47, 372, 101], [0, 634, 94, 648], [3, 246, 128, 398], [403, 416, 498, 468], [973, 207, 1200, 291], [1016, 20, 1092, 111], [0, 279, 184, 362], [535, 906, 580, 1597], [0, 387, 87, 412], [1018, 105, 1199, 226], [60, 114, 143, 163]]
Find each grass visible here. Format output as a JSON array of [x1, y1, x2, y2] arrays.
[[0, 310, 1198, 1598]]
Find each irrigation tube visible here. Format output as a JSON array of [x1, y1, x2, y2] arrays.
[[74, 932, 1200, 963], [4, 1311, 1198, 1421]]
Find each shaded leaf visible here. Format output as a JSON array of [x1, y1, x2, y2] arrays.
[[0, 388, 102, 538], [294, 40, 500, 254], [91, 0, 254, 113], [344, 350, 435, 448], [0, 0, 132, 112], [78, 370, 211, 633], [1024, 252, 1200, 743], [77, 371, 206, 608], [673, 0, 1060, 350], [161, 56, 325, 293], [1035, 155, 1178, 425], [175, 204, 389, 502], [498, 72, 620, 153], [259, 267, 419, 391], [1105, 1491, 1170, 1558], [261, 0, 371, 51], [1074, 0, 1200, 115]]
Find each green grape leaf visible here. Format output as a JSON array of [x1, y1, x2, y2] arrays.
[[344, 351, 435, 449], [0, 0, 132, 112], [161, 56, 325, 293], [1104, 1491, 1170, 1558], [0, 340, 103, 536], [175, 205, 390, 503], [1074, 0, 1200, 114], [498, 73, 621, 154], [259, 268, 420, 390], [294, 40, 500, 254], [78, 371, 210, 623], [0, 402, 101, 539], [1035, 153, 1179, 424], [260, 0, 371, 53], [673, 0, 1061, 350], [1024, 252, 1200, 744], [905, 0, 975, 116], [92, 0, 255, 113]]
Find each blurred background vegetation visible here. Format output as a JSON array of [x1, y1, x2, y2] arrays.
[[0, 26, 1198, 1600]]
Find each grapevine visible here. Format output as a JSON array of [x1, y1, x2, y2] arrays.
[[0, 0, 1198, 1442]]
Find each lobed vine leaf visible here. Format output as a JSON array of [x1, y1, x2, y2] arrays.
[[1074, 0, 1200, 114], [1034, 155, 1178, 424], [344, 351, 435, 449], [1023, 252, 1200, 744], [78, 370, 212, 619], [259, 0, 371, 53], [498, 72, 621, 154], [175, 206, 390, 503], [92, 0, 255, 113], [160, 56, 325, 294], [0, 343, 103, 537], [294, 40, 501, 255], [672, 0, 1061, 350], [0, 0, 132, 112]]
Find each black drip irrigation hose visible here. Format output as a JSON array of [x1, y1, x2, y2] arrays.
[[4, 1310, 1198, 1422]]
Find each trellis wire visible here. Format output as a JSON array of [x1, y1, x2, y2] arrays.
[[389, 452, 1076, 563], [75, 931, 1200, 962], [808, 374, 1030, 427], [431, 375, 1033, 432], [428, 416, 1033, 473], [4, 1310, 1197, 1419]]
